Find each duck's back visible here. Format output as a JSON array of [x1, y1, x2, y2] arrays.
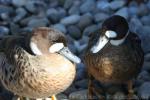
[[85, 33, 144, 83]]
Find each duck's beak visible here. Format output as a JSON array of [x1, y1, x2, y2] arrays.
[[59, 47, 81, 64], [91, 36, 109, 53]]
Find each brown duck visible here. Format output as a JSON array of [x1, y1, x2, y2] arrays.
[[0, 27, 81, 100], [84, 15, 144, 99]]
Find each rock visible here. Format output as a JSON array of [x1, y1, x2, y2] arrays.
[[74, 41, 87, 54], [141, 15, 150, 26], [147, 0, 150, 10], [57, 8, 66, 19], [80, 0, 96, 14], [56, 93, 68, 100], [0, 0, 11, 5], [0, 5, 13, 15], [13, 7, 27, 22], [64, 0, 73, 9], [67, 25, 81, 40], [20, 16, 38, 26], [27, 17, 49, 28], [96, 1, 110, 12], [128, 6, 138, 17], [79, 35, 89, 45], [69, 4, 80, 15], [109, 0, 126, 10], [75, 66, 87, 81], [0, 26, 9, 37], [10, 23, 20, 35], [64, 85, 77, 95], [94, 13, 109, 23], [46, 8, 59, 23], [138, 82, 150, 99], [60, 15, 80, 25], [129, 17, 143, 33], [112, 92, 126, 100], [114, 7, 128, 19], [69, 89, 88, 100], [145, 53, 150, 61], [75, 79, 88, 89], [138, 3, 149, 16], [83, 24, 99, 36], [25, 1, 46, 13], [52, 24, 67, 34], [142, 61, 150, 73], [12, 0, 27, 7], [68, 44, 77, 54], [136, 71, 150, 86], [77, 13, 93, 30], [138, 26, 150, 53]]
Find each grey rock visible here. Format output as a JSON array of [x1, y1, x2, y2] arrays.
[[114, 7, 128, 19], [141, 15, 150, 26], [28, 17, 49, 28], [112, 92, 126, 100], [69, 5, 80, 15], [79, 35, 89, 45], [13, 7, 27, 22], [0, 0, 11, 5], [25, 1, 46, 13], [67, 25, 81, 40], [64, 0, 73, 9], [75, 79, 88, 89], [136, 71, 150, 86], [96, 1, 110, 12], [75, 66, 87, 81], [12, 0, 27, 7], [138, 26, 150, 53], [57, 8, 66, 19], [46, 8, 59, 23], [138, 82, 150, 99], [20, 16, 38, 26], [147, 0, 150, 10], [129, 17, 143, 33], [0, 26, 9, 36], [109, 0, 126, 10], [68, 44, 77, 54], [74, 41, 87, 54], [128, 6, 138, 16], [145, 53, 150, 61], [64, 85, 77, 95], [56, 93, 68, 100], [138, 3, 149, 16], [60, 15, 80, 25], [142, 61, 150, 74], [10, 23, 20, 35], [52, 24, 67, 34], [77, 13, 93, 30], [83, 24, 99, 36], [69, 89, 88, 100], [80, 0, 96, 14], [0, 5, 13, 15], [94, 13, 109, 23]]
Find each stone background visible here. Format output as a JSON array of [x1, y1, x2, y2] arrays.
[[0, 0, 150, 99]]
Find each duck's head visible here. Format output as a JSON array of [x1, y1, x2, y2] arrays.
[[28, 27, 81, 63], [91, 15, 129, 53]]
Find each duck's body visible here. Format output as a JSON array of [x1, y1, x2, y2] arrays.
[[0, 27, 80, 99], [85, 32, 143, 84]]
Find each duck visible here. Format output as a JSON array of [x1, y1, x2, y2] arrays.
[[0, 27, 81, 100], [84, 15, 144, 99]]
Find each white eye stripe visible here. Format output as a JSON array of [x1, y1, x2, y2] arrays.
[[30, 42, 43, 55], [49, 43, 64, 53], [105, 31, 117, 38]]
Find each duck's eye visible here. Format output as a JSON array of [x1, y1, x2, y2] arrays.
[[105, 31, 117, 38], [49, 43, 64, 53]]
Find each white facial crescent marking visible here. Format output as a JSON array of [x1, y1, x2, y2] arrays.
[[105, 31, 117, 38], [91, 36, 109, 53], [30, 42, 43, 55], [49, 43, 64, 53]]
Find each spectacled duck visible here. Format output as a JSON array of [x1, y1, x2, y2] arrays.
[[0, 27, 81, 100]]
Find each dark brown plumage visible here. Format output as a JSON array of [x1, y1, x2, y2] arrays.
[[84, 15, 144, 99]]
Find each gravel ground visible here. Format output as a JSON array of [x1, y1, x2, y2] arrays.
[[0, 0, 150, 100]]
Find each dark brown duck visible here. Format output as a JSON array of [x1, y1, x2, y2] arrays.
[[84, 15, 144, 99]]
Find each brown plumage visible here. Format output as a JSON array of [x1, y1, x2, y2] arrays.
[[84, 15, 144, 99], [0, 27, 80, 99]]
